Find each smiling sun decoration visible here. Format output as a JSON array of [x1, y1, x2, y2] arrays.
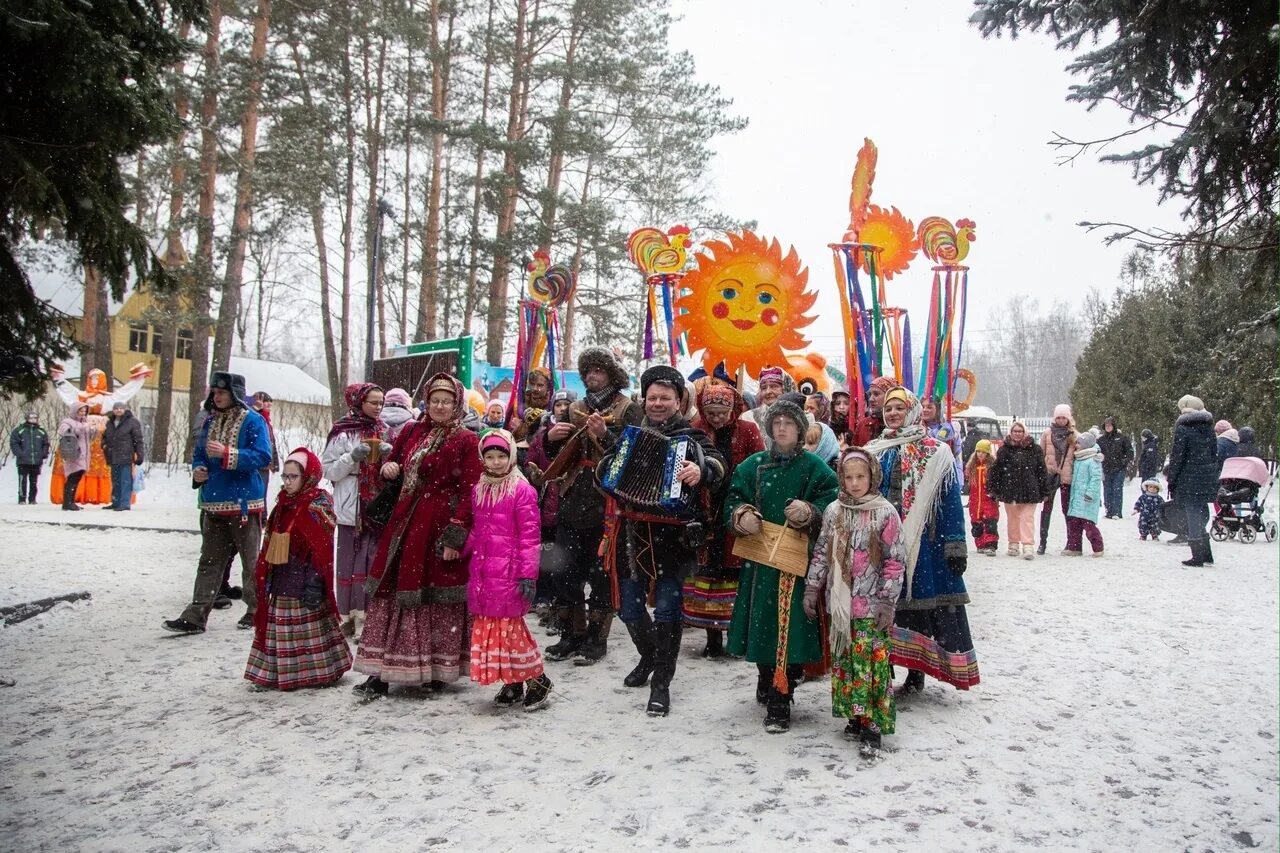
[[674, 230, 817, 378]]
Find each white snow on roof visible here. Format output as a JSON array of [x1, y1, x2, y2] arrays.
[[228, 355, 330, 405]]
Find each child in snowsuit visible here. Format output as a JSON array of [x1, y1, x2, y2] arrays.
[[244, 448, 353, 690], [965, 439, 1000, 555], [465, 429, 553, 710], [804, 448, 906, 758], [1065, 432, 1105, 557], [1134, 479, 1163, 541]]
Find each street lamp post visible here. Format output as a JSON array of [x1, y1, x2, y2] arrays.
[[365, 198, 395, 381]]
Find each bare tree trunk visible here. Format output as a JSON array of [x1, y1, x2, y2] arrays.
[[485, 0, 532, 364], [152, 19, 192, 465], [536, 10, 585, 252], [415, 0, 453, 342], [462, 0, 497, 337], [82, 264, 112, 384], [212, 0, 272, 370], [398, 0, 416, 345], [339, 4, 356, 387], [133, 153, 148, 228], [287, 40, 343, 415], [560, 157, 593, 369], [362, 6, 390, 357], [187, 0, 223, 460]]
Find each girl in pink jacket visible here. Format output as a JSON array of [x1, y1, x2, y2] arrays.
[[466, 429, 553, 710]]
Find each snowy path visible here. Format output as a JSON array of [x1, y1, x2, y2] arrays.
[[1, 508, 1276, 852]]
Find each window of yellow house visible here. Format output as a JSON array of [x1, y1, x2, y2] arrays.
[[128, 323, 149, 353], [177, 329, 193, 360]]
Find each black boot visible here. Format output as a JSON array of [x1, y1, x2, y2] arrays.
[[544, 606, 583, 661], [623, 615, 656, 687], [755, 665, 772, 705], [900, 669, 925, 694], [1037, 511, 1050, 555], [763, 665, 801, 732], [493, 682, 524, 706], [576, 611, 612, 665], [702, 629, 726, 658], [353, 676, 388, 697], [646, 621, 681, 717], [523, 674, 553, 711], [1182, 539, 1205, 567]]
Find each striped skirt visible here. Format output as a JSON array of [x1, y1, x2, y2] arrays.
[[244, 596, 353, 690], [469, 616, 544, 685], [354, 596, 469, 685], [681, 575, 738, 631]]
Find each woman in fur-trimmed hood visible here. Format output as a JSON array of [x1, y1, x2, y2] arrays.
[[865, 386, 979, 693], [353, 373, 483, 696]]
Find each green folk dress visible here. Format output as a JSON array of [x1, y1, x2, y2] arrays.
[[725, 450, 839, 667]]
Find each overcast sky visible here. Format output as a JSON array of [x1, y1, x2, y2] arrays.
[[666, 0, 1182, 359]]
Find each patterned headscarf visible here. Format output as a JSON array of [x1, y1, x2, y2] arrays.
[[476, 427, 526, 507], [424, 373, 466, 427], [807, 392, 832, 425], [327, 382, 385, 443]]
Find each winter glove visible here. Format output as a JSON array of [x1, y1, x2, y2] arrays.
[[378, 442, 393, 456], [349, 442, 371, 463], [783, 500, 812, 529], [946, 552, 967, 577], [802, 585, 820, 620], [875, 604, 895, 632], [517, 578, 536, 606], [732, 505, 763, 536]]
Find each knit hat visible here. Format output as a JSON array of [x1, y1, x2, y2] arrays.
[[765, 398, 808, 441], [975, 439, 993, 455], [480, 429, 513, 456], [757, 366, 788, 388], [1141, 478, 1161, 493], [1141, 428, 1153, 439], [1076, 432, 1097, 450], [1222, 428, 1240, 443], [578, 346, 629, 391], [204, 371, 249, 410], [1214, 419, 1232, 435], [1177, 395, 1205, 413], [384, 388, 412, 408], [1239, 426, 1255, 443], [699, 384, 735, 412], [639, 364, 684, 398], [1053, 403, 1073, 420]]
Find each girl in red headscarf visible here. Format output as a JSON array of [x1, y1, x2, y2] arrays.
[[682, 381, 764, 657], [244, 448, 352, 690]]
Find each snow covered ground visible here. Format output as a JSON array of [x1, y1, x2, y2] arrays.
[[1, 465, 1276, 852]]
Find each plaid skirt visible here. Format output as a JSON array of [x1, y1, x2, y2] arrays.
[[469, 616, 544, 685], [244, 596, 352, 690]]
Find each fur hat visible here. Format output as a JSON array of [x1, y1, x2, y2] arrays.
[[205, 371, 249, 410], [1214, 419, 1232, 435], [578, 346, 629, 390], [1053, 403, 1073, 421], [1076, 432, 1097, 450], [384, 388, 412, 409], [1177, 395, 1205, 413], [1141, 478, 1161, 493], [765, 398, 808, 441], [639, 364, 684, 398]]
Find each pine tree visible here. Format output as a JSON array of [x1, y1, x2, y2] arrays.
[[1, 0, 206, 398]]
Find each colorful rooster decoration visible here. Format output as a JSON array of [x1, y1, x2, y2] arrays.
[[627, 225, 693, 365], [918, 216, 976, 265], [511, 249, 576, 416]]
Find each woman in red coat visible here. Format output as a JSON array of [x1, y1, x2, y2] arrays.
[[353, 373, 483, 697], [682, 381, 765, 657]]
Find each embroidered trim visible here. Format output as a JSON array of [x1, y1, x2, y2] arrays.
[[203, 499, 265, 516]]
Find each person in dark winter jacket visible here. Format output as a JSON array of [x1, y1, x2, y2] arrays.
[[988, 420, 1049, 559], [1133, 480, 1163, 540], [1234, 426, 1261, 460], [10, 410, 50, 503], [1097, 416, 1134, 519], [102, 402, 144, 510], [1168, 395, 1220, 567], [1137, 429, 1162, 481]]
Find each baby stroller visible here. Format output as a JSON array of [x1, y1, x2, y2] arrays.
[[1211, 456, 1276, 544]]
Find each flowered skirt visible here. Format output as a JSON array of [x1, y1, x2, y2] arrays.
[[469, 616, 544, 685], [244, 596, 352, 690], [353, 595, 469, 684], [681, 575, 738, 631], [831, 619, 895, 734]]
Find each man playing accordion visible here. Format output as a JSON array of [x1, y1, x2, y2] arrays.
[[596, 365, 725, 717]]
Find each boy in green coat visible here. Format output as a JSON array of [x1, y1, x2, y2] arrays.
[[725, 396, 839, 732]]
